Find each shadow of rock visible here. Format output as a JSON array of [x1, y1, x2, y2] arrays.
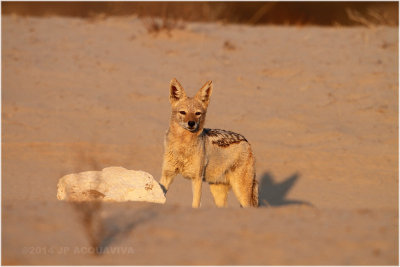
[[258, 172, 313, 207]]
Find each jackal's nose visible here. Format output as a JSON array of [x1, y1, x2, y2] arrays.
[[188, 121, 195, 127]]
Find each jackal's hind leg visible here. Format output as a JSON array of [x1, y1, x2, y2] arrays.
[[228, 165, 256, 208], [231, 181, 253, 207], [209, 183, 230, 207]]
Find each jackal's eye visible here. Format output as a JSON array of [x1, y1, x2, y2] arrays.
[[179, 111, 186, 115], [195, 112, 201, 116]]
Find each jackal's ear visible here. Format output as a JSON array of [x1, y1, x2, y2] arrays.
[[196, 80, 213, 107], [169, 78, 186, 104]]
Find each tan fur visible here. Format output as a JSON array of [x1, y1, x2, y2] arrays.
[[159, 78, 259, 208]]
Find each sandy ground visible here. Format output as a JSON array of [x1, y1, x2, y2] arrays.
[[2, 15, 398, 265]]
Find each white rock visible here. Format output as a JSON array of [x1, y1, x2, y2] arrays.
[[57, 166, 166, 204]]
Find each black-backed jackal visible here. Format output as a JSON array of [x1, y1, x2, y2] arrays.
[[159, 78, 258, 208]]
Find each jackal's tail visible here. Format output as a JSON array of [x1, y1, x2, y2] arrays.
[[251, 178, 259, 207]]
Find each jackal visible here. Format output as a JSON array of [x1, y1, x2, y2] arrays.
[[159, 78, 258, 208]]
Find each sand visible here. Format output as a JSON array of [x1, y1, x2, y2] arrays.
[[2, 15, 398, 265]]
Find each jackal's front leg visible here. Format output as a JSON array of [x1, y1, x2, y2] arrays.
[[191, 178, 203, 208], [159, 170, 176, 194]]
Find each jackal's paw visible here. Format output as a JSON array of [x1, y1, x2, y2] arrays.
[[191, 203, 201, 208]]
